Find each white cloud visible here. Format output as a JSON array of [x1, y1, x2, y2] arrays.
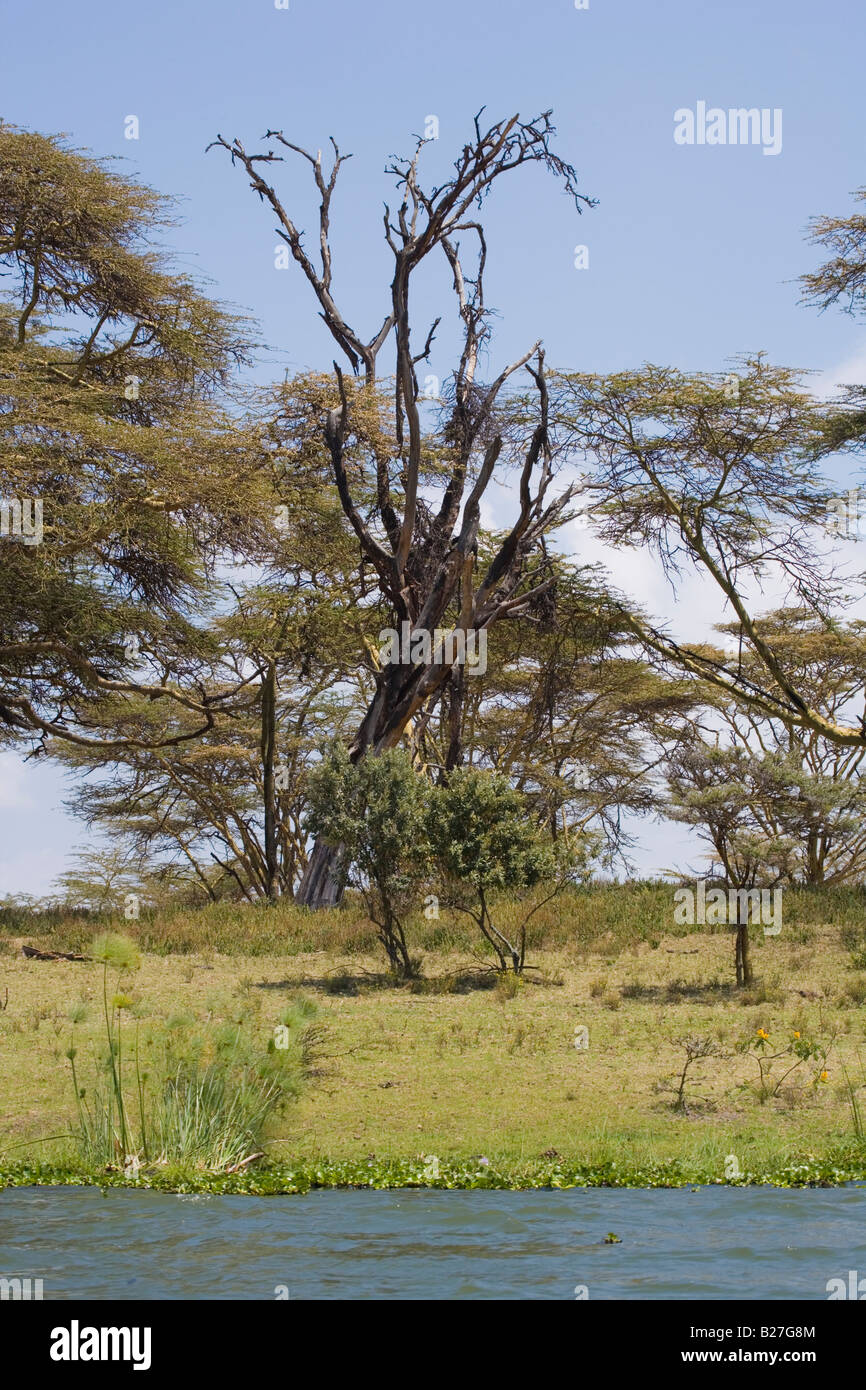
[[814, 338, 866, 400], [571, 519, 795, 646]]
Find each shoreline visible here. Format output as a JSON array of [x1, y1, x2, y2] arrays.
[[4, 1153, 866, 1195]]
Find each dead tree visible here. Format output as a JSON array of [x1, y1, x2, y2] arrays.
[[211, 111, 592, 905]]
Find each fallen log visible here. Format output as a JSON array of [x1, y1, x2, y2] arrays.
[[21, 945, 90, 962]]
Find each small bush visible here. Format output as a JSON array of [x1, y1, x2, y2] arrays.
[[495, 972, 524, 1002]]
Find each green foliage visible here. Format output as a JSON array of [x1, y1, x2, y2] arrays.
[[735, 1026, 831, 1104], [146, 1063, 284, 1173], [305, 744, 431, 977], [665, 610, 866, 891], [429, 768, 552, 894], [5, 1148, 866, 1193], [428, 767, 561, 973], [801, 186, 866, 457], [0, 122, 263, 753]]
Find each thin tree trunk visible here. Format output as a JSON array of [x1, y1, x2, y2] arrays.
[[260, 660, 281, 902], [735, 916, 753, 987]]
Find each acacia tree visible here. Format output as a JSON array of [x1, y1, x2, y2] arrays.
[[53, 560, 373, 903], [213, 111, 593, 906], [663, 610, 866, 888], [665, 741, 796, 986], [558, 358, 866, 739], [557, 178, 866, 760], [55, 847, 144, 914], [0, 124, 267, 754], [801, 184, 866, 456], [56, 664, 354, 905], [433, 556, 694, 863]]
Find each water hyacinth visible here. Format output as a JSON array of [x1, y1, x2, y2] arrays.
[[5, 1149, 866, 1196]]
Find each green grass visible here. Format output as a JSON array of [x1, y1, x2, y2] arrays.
[[5, 880, 866, 959], [3, 882, 866, 1189]]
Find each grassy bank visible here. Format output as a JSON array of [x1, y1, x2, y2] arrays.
[[4, 880, 866, 957], [2, 884, 866, 1189]]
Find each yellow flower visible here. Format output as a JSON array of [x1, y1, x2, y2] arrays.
[[793, 1031, 800, 1039], [756, 1028, 769, 1040], [819, 1070, 829, 1083]]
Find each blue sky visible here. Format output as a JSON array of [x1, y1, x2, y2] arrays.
[[1, 0, 864, 892]]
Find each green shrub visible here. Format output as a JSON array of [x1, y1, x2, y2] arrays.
[[427, 768, 564, 974], [305, 744, 432, 979]]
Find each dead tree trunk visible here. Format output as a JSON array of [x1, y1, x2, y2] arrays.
[[215, 112, 592, 907]]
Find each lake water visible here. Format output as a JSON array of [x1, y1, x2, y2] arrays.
[[2, 1185, 864, 1299]]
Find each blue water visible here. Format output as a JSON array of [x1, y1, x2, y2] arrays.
[[2, 1185, 865, 1299]]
